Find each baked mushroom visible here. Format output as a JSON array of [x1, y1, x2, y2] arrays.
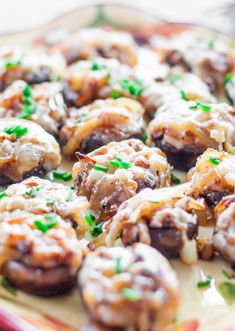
[[79, 243, 180, 331], [0, 209, 86, 296], [214, 195, 235, 263], [151, 32, 234, 94], [140, 72, 216, 119], [60, 98, 145, 157], [106, 184, 208, 264], [0, 118, 61, 184], [55, 27, 137, 66], [147, 100, 235, 170], [63, 57, 135, 107], [0, 80, 66, 135], [187, 148, 235, 208], [0, 46, 65, 91], [72, 139, 171, 220], [0, 176, 91, 238]]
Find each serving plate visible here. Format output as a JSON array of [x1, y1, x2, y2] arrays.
[[0, 4, 235, 331]]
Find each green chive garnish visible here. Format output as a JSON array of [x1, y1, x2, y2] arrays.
[[23, 84, 32, 98], [85, 214, 95, 227], [108, 157, 132, 170], [197, 275, 212, 288], [47, 199, 56, 206], [208, 157, 220, 165], [180, 90, 187, 101], [167, 73, 183, 84], [25, 186, 40, 198], [171, 173, 181, 185], [34, 220, 48, 233], [122, 288, 140, 301], [4, 125, 28, 137], [224, 72, 233, 85], [120, 79, 144, 97], [112, 91, 120, 99], [143, 132, 149, 145], [93, 164, 108, 173], [219, 282, 235, 305], [90, 61, 106, 71], [90, 221, 105, 237], [4, 59, 21, 69], [200, 104, 212, 112], [52, 171, 72, 182], [115, 256, 123, 274], [0, 191, 6, 199], [20, 104, 37, 119], [1, 277, 17, 296], [149, 201, 160, 204]]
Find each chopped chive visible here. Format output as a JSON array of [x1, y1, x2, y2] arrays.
[[122, 288, 140, 301], [208, 157, 220, 165], [120, 79, 144, 97], [189, 99, 201, 109], [219, 281, 235, 305], [200, 103, 212, 112], [53, 73, 62, 82], [44, 214, 58, 228], [171, 173, 181, 185], [25, 186, 40, 198], [20, 104, 37, 119], [208, 40, 215, 49], [90, 61, 106, 71], [115, 256, 123, 274], [4, 125, 28, 137], [222, 269, 232, 280], [143, 132, 149, 145], [108, 157, 132, 170], [1, 277, 17, 296], [93, 164, 108, 173], [34, 220, 48, 233], [52, 171, 72, 182], [85, 214, 95, 227], [112, 91, 120, 99], [0, 191, 6, 199], [90, 221, 105, 237], [180, 90, 187, 101], [23, 84, 32, 98], [4, 59, 21, 69], [197, 275, 212, 288], [224, 72, 233, 85]]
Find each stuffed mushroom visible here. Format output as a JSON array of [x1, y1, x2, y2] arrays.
[[0, 46, 65, 91], [147, 100, 235, 170], [60, 98, 145, 157], [0, 80, 66, 135], [0, 118, 61, 184], [0, 209, 87, 296], [79, 243, 180, 331], [72, 139, 171, 220], [106, 184, 208, 264], [0, 176, 91, 238], [55, 27, 137, 66], [187, 148, 235, 208]]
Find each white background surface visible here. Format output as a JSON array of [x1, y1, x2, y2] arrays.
[[0, 0, 234, 34]]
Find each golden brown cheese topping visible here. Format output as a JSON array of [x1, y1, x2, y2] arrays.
[[106, 184, 208, 265], [0, 176, 90, 238], [0, 80, 66, 135], [72, 138, 171, 221], [79, 243, 180, 331], [186, 148, 235, 208], [147, 100, 235, 170], [0, 118, 61, 184], [60, 98, 145, 157]]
